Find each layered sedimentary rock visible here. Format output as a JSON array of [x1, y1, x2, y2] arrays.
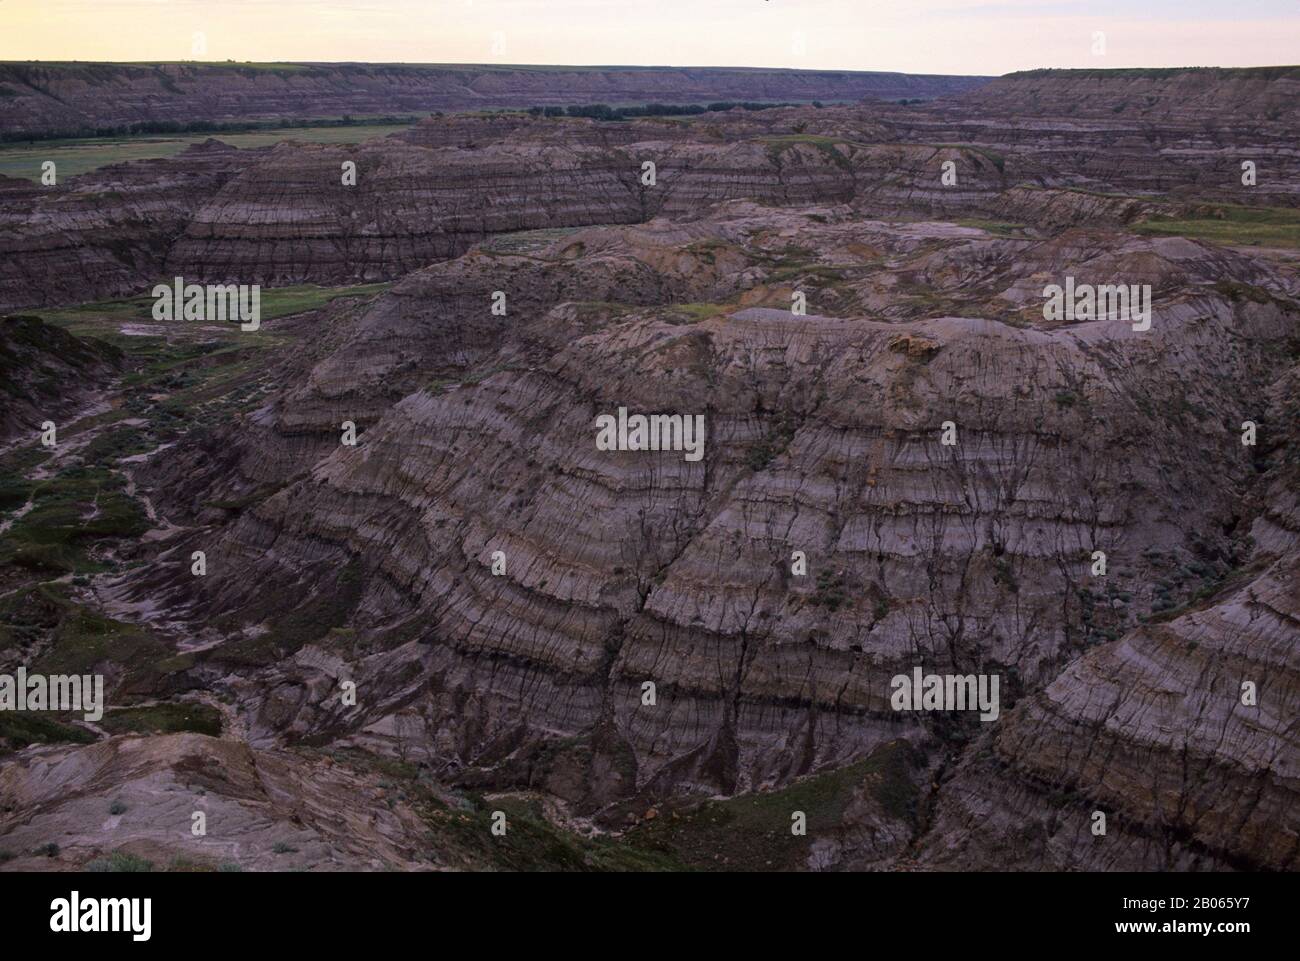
[[963, 67, 1300, 124], [107, 211, 1299, 849], [915, 346, 1300, 871], [915, 552, 1300, 871], [163, 132, 1012, 288], [0, 733, 431, 871], [0, 141, 253, 311], [896, 68, 1300, 207], [166, 140, 647, 287], [0, 315, 121, 444], [11, 66, 1296, 314], [4, 65, 1299, 871], [0, 62, 991, 139]]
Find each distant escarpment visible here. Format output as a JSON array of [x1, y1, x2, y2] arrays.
[[6, 60, 1299, 313], [0, 62, 990, 140], [959, 66, 1300, 123]]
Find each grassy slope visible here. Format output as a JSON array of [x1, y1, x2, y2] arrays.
[[0, 282, 391, 757], [37, 283, 392, 339], [1133, 203, 1300, 249], [340, 739, 920, 871]]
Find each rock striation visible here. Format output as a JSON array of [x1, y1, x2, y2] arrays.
[[3, 64, 1298, 871], [0, 62, 991, 139], [114, 211, 1300, 859], [0, 315, 121, 445], [0, 141, 252, 312]]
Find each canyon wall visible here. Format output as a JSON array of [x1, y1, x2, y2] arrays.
[[0, 62, 991, 139]]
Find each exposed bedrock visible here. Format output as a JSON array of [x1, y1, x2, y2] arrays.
[[163, 136, 1012, 288], [0, 733, 432, 871], [109, 220, 1299, 825], [0, 62, 992, 139], [915, 352, 1300, 872], [0, 315, 122, 445], [8, 85, 1297, 313], [959, 68, 1300, 125], [10, 65, 1298, 865], [0, 141, 252, 312], [914, 539, 1299, 871]]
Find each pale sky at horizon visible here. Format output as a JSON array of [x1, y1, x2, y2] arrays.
[[1, 0, 1296, 76]]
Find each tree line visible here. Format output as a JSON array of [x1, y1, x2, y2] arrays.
[[526, 101, 821, 121]]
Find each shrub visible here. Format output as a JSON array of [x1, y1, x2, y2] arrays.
[[86, 852, 153, 873]]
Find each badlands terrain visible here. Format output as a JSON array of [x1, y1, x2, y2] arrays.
[[0, 61, 988, 140], [0, 65, 1297, 872]]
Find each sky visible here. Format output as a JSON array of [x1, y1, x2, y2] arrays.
[[0, 0, 1296, 76]]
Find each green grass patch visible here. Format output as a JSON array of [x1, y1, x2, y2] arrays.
[[0, 583, 172, 682], [100, 702, 222, 737], [43, 283, 390, 339], [0, 474, 33, 513], [746, 412, 799, 472], [219, 561, 365, 666], [481, 227, 586, 256], [0, 466, 149, 574], [0, 712, 97, 750], [667, 303, 729, 323], [86, 852, 155, 872], [955, 219, 1028, 238], [0, 125, 412, 180], [257, 282, 393, 320], [761, 135, 858, 173], [324, 747, 679, 871], [1134, 204, 1300, 249], [419, 793, 685, 872], [931, 144, 1005, 172], [1009, 66, 1300, 81], [81, 426, 155, 465], [620, 739, 922, 871]]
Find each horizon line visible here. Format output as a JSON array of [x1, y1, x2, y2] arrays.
[[4, 60, 1298, 77]]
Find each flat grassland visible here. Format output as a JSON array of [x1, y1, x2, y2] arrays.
[[1133, 203, 1300, 249], [0, 123, 413, 180]]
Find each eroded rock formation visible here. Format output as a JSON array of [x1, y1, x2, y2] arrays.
[[2, 66, 1297, 872]]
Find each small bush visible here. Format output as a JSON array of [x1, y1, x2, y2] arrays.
[[86, 852, 153, 873], [109, 799, 127, 815]]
